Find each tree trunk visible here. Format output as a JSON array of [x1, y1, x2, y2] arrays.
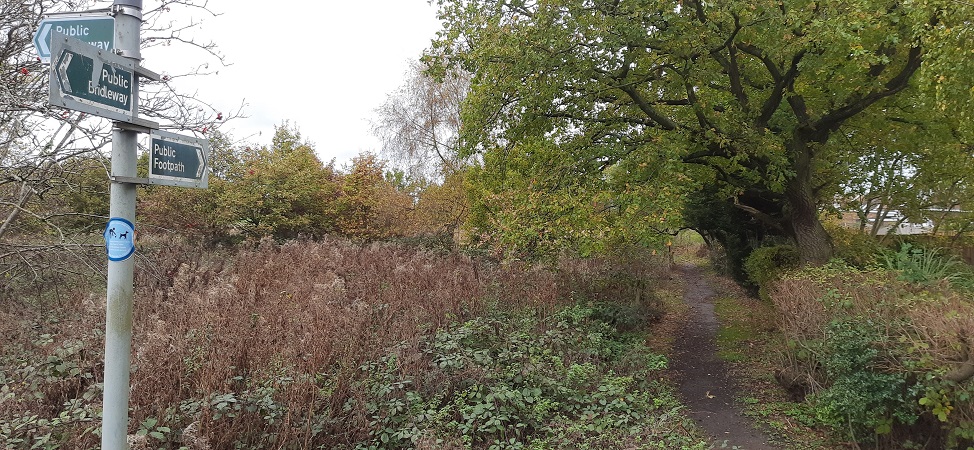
[[786, 139, 834, 265]]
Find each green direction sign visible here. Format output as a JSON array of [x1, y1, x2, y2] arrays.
[[48, 32, 136, 123], [149, 130, 209, 189], [34, 15, 115, 63]]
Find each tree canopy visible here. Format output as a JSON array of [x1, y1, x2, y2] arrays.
[[428, 0, 974, 263]]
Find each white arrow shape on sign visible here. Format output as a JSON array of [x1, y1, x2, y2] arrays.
[[35, 23, 52, 58], [56, 51, 74, 94], [195, 147, 206, 178], [94, 64, 106, 90]]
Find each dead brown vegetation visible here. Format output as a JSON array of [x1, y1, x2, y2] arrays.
[[1, 236, 667, 448]]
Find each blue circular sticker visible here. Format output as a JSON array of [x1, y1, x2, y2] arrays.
[[103, 217, 135, 261]]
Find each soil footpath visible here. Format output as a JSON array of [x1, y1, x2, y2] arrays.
[[669, 264, 778, 450]]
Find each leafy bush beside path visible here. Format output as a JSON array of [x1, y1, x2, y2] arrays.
[[771, 262, 974, 449]]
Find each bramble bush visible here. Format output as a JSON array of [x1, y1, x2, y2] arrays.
[[347, 305, 703, 449], [771, 261, 974, 449]]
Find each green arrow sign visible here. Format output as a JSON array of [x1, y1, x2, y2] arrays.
[[34, 15, 115, 63], [48, 32, 136, 122], [149, 130, 209, 189]]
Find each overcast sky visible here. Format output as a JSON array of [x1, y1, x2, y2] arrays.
[[142, 0, 443, 166]]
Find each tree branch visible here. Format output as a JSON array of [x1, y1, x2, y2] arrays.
[[733, 199, 786, 233], [617, 85, 679, 130], [815, 45, 922, 132]]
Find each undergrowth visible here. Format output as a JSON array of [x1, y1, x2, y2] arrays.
[[771, 261, 974, 449], [0, 238, 705, 448], [348, 305, 705, 449]]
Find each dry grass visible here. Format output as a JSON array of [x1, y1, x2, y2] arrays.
[[128, 237, 577, 446], [771, 268, 974, 378], [1, 236, 669, 448]]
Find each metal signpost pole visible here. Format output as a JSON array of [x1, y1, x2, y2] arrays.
[[103, 1, 142, 448]]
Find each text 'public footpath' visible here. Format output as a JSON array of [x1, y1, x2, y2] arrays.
[[153, 144, 186, 173]]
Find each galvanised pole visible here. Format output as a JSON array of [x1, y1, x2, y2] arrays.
[[102, 1, 142, 448]]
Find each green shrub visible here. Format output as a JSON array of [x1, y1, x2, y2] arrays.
[[771, 265, 974, 449], [824, 222, 885, 269], [810, 319, 919, 442], [0, 336, 102, 449], [346, 305, 704, 449], [743, 244, 799, 300], [881, 243, 966, 285]]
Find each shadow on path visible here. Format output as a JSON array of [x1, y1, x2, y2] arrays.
[[670, 264, 778, 450]]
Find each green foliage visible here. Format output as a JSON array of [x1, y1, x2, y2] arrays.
[[216, 125, 340, 241], [683, 187, 767, 282], [411, 170, 469, 238], [824, 222, 885, 269], [135, 417, 173, 444], [772, 264, 974, 448], [0, 334, 102, 449], [881, 243, 966, 285], [140, 125, 437, 244], [347, 305, 703, 449], [810, 319, 919, 442], [429, 0, 974, 263], [830, 108, 974, 244], [920, 381, 974, 448], [743, 245, 799, 299], [337, 153, 401, 240], [744, 245, 800, 287]]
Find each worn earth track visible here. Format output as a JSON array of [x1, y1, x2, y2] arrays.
[[669, 264, 778, 450]]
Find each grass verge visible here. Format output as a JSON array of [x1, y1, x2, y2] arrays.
[[708, 274, 844, 450]]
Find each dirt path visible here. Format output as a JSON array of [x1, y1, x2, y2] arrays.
[[669, 264, 778, 450]]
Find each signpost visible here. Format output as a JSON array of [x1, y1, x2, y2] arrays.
[[48, 32, 136, 123], [33, 14, 115, 63], [149, 130, 210, 188], [41, 2, 209, 448], [41, 2, 210, 446]]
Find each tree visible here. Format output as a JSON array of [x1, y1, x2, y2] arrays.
[[429, 0, 974, 264], [373, 59, 471, 179], [1, 0, 239, 286], [829, 100, 974, 240], [378, 167, 470, 241], [372, 59, 475, 243], [411, 171, 469, 239], [336, 153, 416, 240], [212, 125, 340, 241]]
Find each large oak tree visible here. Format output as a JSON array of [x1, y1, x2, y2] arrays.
[[429, 0, 974, 263]]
